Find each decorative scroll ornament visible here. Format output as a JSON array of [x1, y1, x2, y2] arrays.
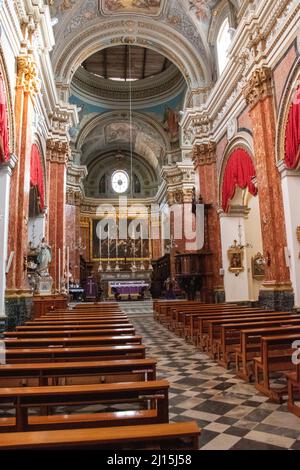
[[17, 55, 40, 95]]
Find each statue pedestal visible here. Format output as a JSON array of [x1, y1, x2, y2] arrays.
[[32, 294, 68, 319], [36, 275, 53, 296]]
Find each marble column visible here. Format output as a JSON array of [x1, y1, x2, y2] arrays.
[[193, 142, 225, 302], [6, 55, 39, 329], [243, 67, 294, 310], [0, 156, 17, 318], [46, 140, 69, 289]]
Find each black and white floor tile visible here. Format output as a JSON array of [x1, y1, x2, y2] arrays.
[[121, 302, 300, 450]]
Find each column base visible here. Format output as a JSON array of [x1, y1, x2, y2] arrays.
[[259, 288, 295, 311], [5, 290, 33, 331]]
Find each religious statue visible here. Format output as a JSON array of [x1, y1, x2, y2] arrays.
[[36, 238, 52, 276]]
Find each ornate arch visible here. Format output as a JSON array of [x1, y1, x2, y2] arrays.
[[276, 55, 300, 165], [52, 18, 211, 102], [218, 133, 255, 210]]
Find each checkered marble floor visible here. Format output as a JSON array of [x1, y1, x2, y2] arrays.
[[121, 302, 300, 450]]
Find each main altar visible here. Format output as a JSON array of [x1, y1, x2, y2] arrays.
[[89, 217, 153, 300], [100, 271, 152, 300]]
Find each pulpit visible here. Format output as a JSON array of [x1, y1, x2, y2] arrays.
[[175, 252, 213, 302]]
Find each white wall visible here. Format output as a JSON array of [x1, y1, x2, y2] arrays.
[[281, 169, 300, 306], [220, 214, 251, 302], [0, 160, 16, 317], [244, 195, 264, 301]]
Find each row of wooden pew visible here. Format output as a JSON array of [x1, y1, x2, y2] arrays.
[[0, 302, 200, 450], [154, 300, 300, 413]]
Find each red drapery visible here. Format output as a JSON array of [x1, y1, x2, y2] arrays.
[[0, 75, 10, 162], [30, 144, 45, 211], [222, 148, 257, 212], [285, 86, 300, 169]]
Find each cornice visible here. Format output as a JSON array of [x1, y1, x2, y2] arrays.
[[71, 64, 186, 108]]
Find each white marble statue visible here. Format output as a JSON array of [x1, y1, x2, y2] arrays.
[[37, 238, 52, 276]]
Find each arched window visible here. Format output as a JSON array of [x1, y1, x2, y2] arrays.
[[217, 18, 232, 75]]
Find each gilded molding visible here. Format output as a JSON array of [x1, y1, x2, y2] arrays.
[[193, 142, 217, 167], [16, 55, 40, 95], [243, 67, 273, 108], [46, 140, 70, 164]]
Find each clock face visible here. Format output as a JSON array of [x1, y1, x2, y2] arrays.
[[111, 170, 130, 194]]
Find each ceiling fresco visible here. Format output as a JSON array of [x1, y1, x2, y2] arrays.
[[100, 0, 165, 16]]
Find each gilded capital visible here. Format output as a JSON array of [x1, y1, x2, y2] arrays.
[[193, 142, 216, 167], [16, 55, 40, 95], [243, 67, 273, 109], [46, 140, 70, 164]]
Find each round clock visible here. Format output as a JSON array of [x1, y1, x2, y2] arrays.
[[111, 170, 130, 194]]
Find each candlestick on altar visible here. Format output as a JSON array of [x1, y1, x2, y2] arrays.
[[140, 224, 145, 271], [98, 227, 103, 272], [107, 222, 111, 272], [115, 225, 120, 272]]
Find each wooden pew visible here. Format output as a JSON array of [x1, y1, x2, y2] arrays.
[[204, 312, 291, 354], [0, 358, 156, 387], [254, 333, 300, 402], [169, 305, 248, 334], [154, 301, 205, 323], [5, 344, 146, 363], [0, 421, 200, 450], [5, 327, 136, 338], [4, 335, 143, 349], [17, 323, 133, 331], [286, 358, 300, 418], [74, 303, 119, 309], [174, 307, 271, 339], [25, 319, 131, 326], [39, 315, 128, 321], [216, 317, 300, 368], [236, 324, 300, 381], [184, 309, 273, 344], [0, 380, 169, 432]]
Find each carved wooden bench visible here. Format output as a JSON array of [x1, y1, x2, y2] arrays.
[[0, 380, 169, 432], [254, 333, 300, 402], [213, 316, 298, 367], [0, 421, 200, 450], [5, 344, 146, 363], [235, 324, 300, 381], [5, 327, 136, 338], [4, 335, 143, 349], [0, 358, 157, 387]]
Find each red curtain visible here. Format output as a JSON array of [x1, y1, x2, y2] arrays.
[[30, 144, 45, 211], [285, 86, 300, 169], [0, 75, 10, 162], [222, 148, 257, 212]]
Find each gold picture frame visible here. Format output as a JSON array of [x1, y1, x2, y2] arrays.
[[228, 241, 244, 275], [251, 252, 265, 280]]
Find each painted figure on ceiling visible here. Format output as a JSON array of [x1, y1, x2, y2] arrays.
[[163, 106, 180, 142]]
